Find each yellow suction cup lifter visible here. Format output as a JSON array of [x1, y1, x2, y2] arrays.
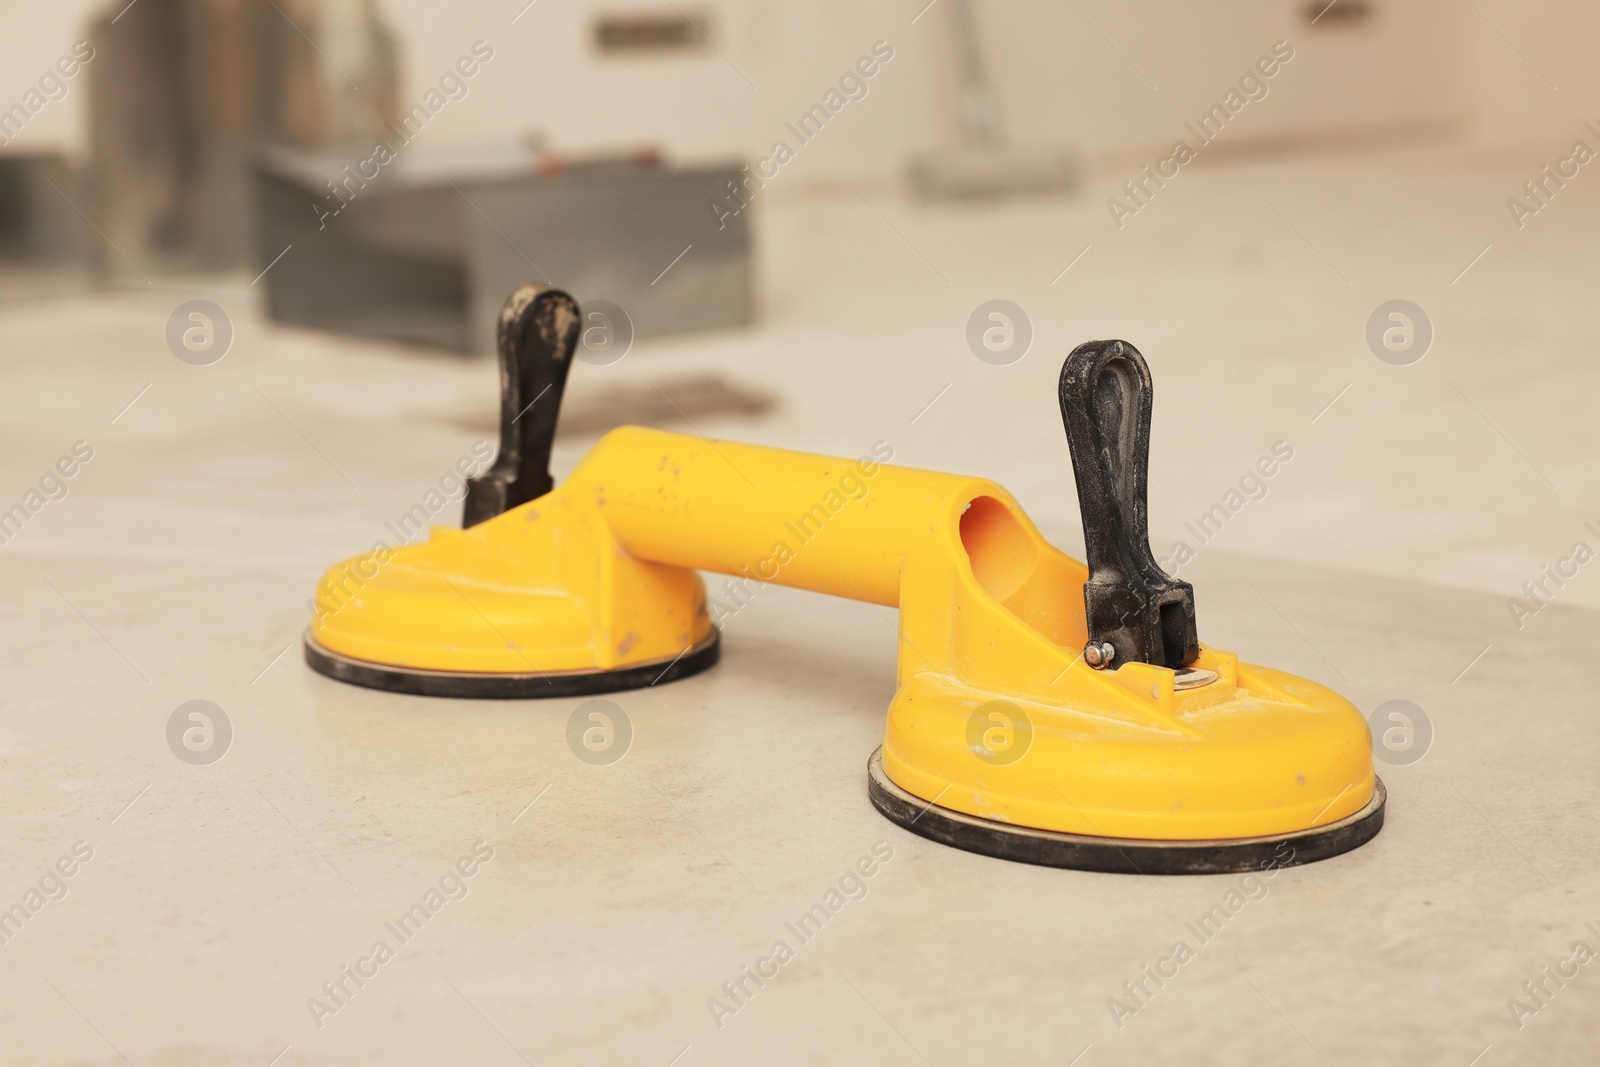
[[305, 287, 1383, 874]]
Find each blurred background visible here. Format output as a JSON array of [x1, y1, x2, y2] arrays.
[[3, 0, 1598, 614], [0, 0, 1561, 290], [1, 0, 1580, 277], [3, 1, 1574, 300]]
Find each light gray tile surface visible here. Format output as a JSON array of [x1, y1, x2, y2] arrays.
[[1, 144, 1594, 1065]]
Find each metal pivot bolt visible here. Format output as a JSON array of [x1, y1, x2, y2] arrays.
[[463, 284, 582, 528], [1083, 641, 1114, 668], [1058, 340, 1200, 671]]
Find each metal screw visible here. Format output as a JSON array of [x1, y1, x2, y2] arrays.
[[1083, 641, 1114, 668]]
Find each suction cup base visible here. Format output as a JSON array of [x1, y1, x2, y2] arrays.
[[304, 631, 719, 700], [868, 748, 1384, 875]]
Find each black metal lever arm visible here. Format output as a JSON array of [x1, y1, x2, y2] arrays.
[[463, 284, 582, 528], [1058, 340, 1199, 670]]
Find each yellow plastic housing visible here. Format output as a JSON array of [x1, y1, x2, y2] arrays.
[[311, 427, 1375, 841]]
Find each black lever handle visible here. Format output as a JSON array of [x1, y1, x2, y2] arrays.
[[1059, 340, 1198, 670], [463, 284, 582, 528]]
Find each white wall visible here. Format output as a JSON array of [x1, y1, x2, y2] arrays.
[[372, 0, 942, 180], [0, 0, 105, 158], [375, 0, 1486, 179], [1470, 0, 1600, 148], [5, 0, 1596, 172], [977, 0, 1476, 161]]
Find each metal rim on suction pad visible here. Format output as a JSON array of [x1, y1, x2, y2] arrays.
[[867, 748, 1385, 875], [304, 630, 719, 700]]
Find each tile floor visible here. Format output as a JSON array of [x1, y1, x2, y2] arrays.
[[0, 141, 1595, 1065]]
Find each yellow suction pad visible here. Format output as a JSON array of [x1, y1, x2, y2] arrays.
[[305, 283, 718, 697]]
